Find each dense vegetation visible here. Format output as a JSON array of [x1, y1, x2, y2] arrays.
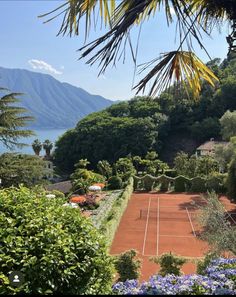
[[0, 187, 114, 294], [54, 55, 236, 174]]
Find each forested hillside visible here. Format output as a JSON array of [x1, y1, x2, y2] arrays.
[[54, 54, 236, 173]]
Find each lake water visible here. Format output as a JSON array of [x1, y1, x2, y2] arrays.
[[0, 129, 68, 155]]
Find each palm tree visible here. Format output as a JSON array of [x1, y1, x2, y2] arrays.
[[40, 0, 236, 98], [0, 88, 34, 148], [32, 139, 42, 156], [43, 139, 53, 157]]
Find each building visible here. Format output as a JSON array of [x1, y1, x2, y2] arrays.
[[196, 138, 229, 157], [45, 180, 72, 195]]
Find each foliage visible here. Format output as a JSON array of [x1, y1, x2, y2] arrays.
[[115, 250, 142, 282], [158, 175, 172, 192], [0, 88, 33, 149], [0, 186, 114, 294], [151, 252, 187, 277], [40, 0, 236, 97], [113, 157, 136, 182], [220, 110, 236, 141], [0, 153, 47, 188], [205, 176, 223, 193], [70, 168, 105, 194], [174, 152, 219, 178], [97, 160, 112, 179], [91, 190, 122, 229], [199, 192, 236, 255], [107, 176, 123, 190], [100, 177, 133, 246], [190, 177, 207, 193], [226, 156, 236, 202], [32, 139, 42, 156], [47, 189, 65, 199], [142, 174, 156, 192], [190, 117, 220, 142], [196, 252, 219, 275], [112, 258, 236, 295], [214, 137, 236, 172], [174, 175, 190, 192], [43, 139, 53, 156]]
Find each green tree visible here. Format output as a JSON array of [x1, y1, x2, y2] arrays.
[[115, 250, 141, 282], [226, 156, 236, 202], [0, 89, 33, 148], [39, 0, 236, 97], [199, 191, 236, 255], [32, 139, 42, 156], [0, 186, 114, 294], [0, 153, 46, 188], [220, 110, 236, 140], [151, 252, 187, 276], [97, 160, 112, 179], [43, 139, 53, 157]]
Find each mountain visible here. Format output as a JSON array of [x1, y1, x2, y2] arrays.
[[0, 67, 114, 129]]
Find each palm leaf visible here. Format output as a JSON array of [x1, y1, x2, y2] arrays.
[[134, 51, 219, 98]]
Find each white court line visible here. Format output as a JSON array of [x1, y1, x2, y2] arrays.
[[156, 196, 160, 256], [142, 197, 151, 255], [160, 235, 194, 238], [186, 207, 196, 237]]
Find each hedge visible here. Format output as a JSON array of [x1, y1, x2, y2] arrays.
[[174, 175, 191, 192], [190, 176, 207, 192], [99, 177, 134, 246]]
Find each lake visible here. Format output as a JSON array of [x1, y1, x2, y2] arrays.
[[0, 129, 68, 155]]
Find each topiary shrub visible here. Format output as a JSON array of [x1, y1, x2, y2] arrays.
[[159, 175, 174, 192], [190, 176, 207, 192], [0, 186, 114, 295], [142, 174, 156, 192], [150, 252, 187, 276], [133, 176, 141, 191], [115, 250, 142, 282], [108, 175, 123, 190], [174, 175, 189, 192]]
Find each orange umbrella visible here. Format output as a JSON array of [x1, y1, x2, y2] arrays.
[[70, 196, 86, 204]]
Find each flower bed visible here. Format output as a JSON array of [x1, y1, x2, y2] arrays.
[[112, 258, 236, 295]]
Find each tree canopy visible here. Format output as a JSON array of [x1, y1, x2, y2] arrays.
[[54, 55, 236, 173]]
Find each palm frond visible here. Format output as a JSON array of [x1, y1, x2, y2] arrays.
[[134, 51, 219, 98]]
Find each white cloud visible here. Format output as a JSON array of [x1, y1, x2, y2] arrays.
[[28, 59, 63, 75]]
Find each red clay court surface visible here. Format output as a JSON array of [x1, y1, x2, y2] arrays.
[[110, 192, 236, 281]]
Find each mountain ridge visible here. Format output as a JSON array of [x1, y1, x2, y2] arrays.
[[0, 66, 114, 129]]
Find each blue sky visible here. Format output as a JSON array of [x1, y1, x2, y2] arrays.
[[0, 1, 230, 101]]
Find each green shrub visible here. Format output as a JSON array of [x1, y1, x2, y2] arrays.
[[115, 250, 142, 282], [190, 176, 207, 192], [108, 176, 123, 190], [133, 176, 141, 191], [174, 175, 189, 192], [150, 252, 187, 276], [142, 174, 156, 191], [50, 189, 65, 199], [226, 157, 236, 202], [159, 175, 173, 192], [100, 177, 133, 245], [196, 252, 219, 275], [205, 176, 222, 193], [0, 186, 114, 295]]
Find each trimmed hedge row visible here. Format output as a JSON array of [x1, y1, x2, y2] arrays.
[[134, 174, 225, 193], [99, 177, 134, 247]]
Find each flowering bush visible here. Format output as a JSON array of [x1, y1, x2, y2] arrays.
[[112, 258, 236, 295]]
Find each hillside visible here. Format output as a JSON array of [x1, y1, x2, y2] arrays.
[[0, 67, 114, 129]]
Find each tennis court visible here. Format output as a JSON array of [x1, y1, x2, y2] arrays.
[[110, 192, 236, 280]]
